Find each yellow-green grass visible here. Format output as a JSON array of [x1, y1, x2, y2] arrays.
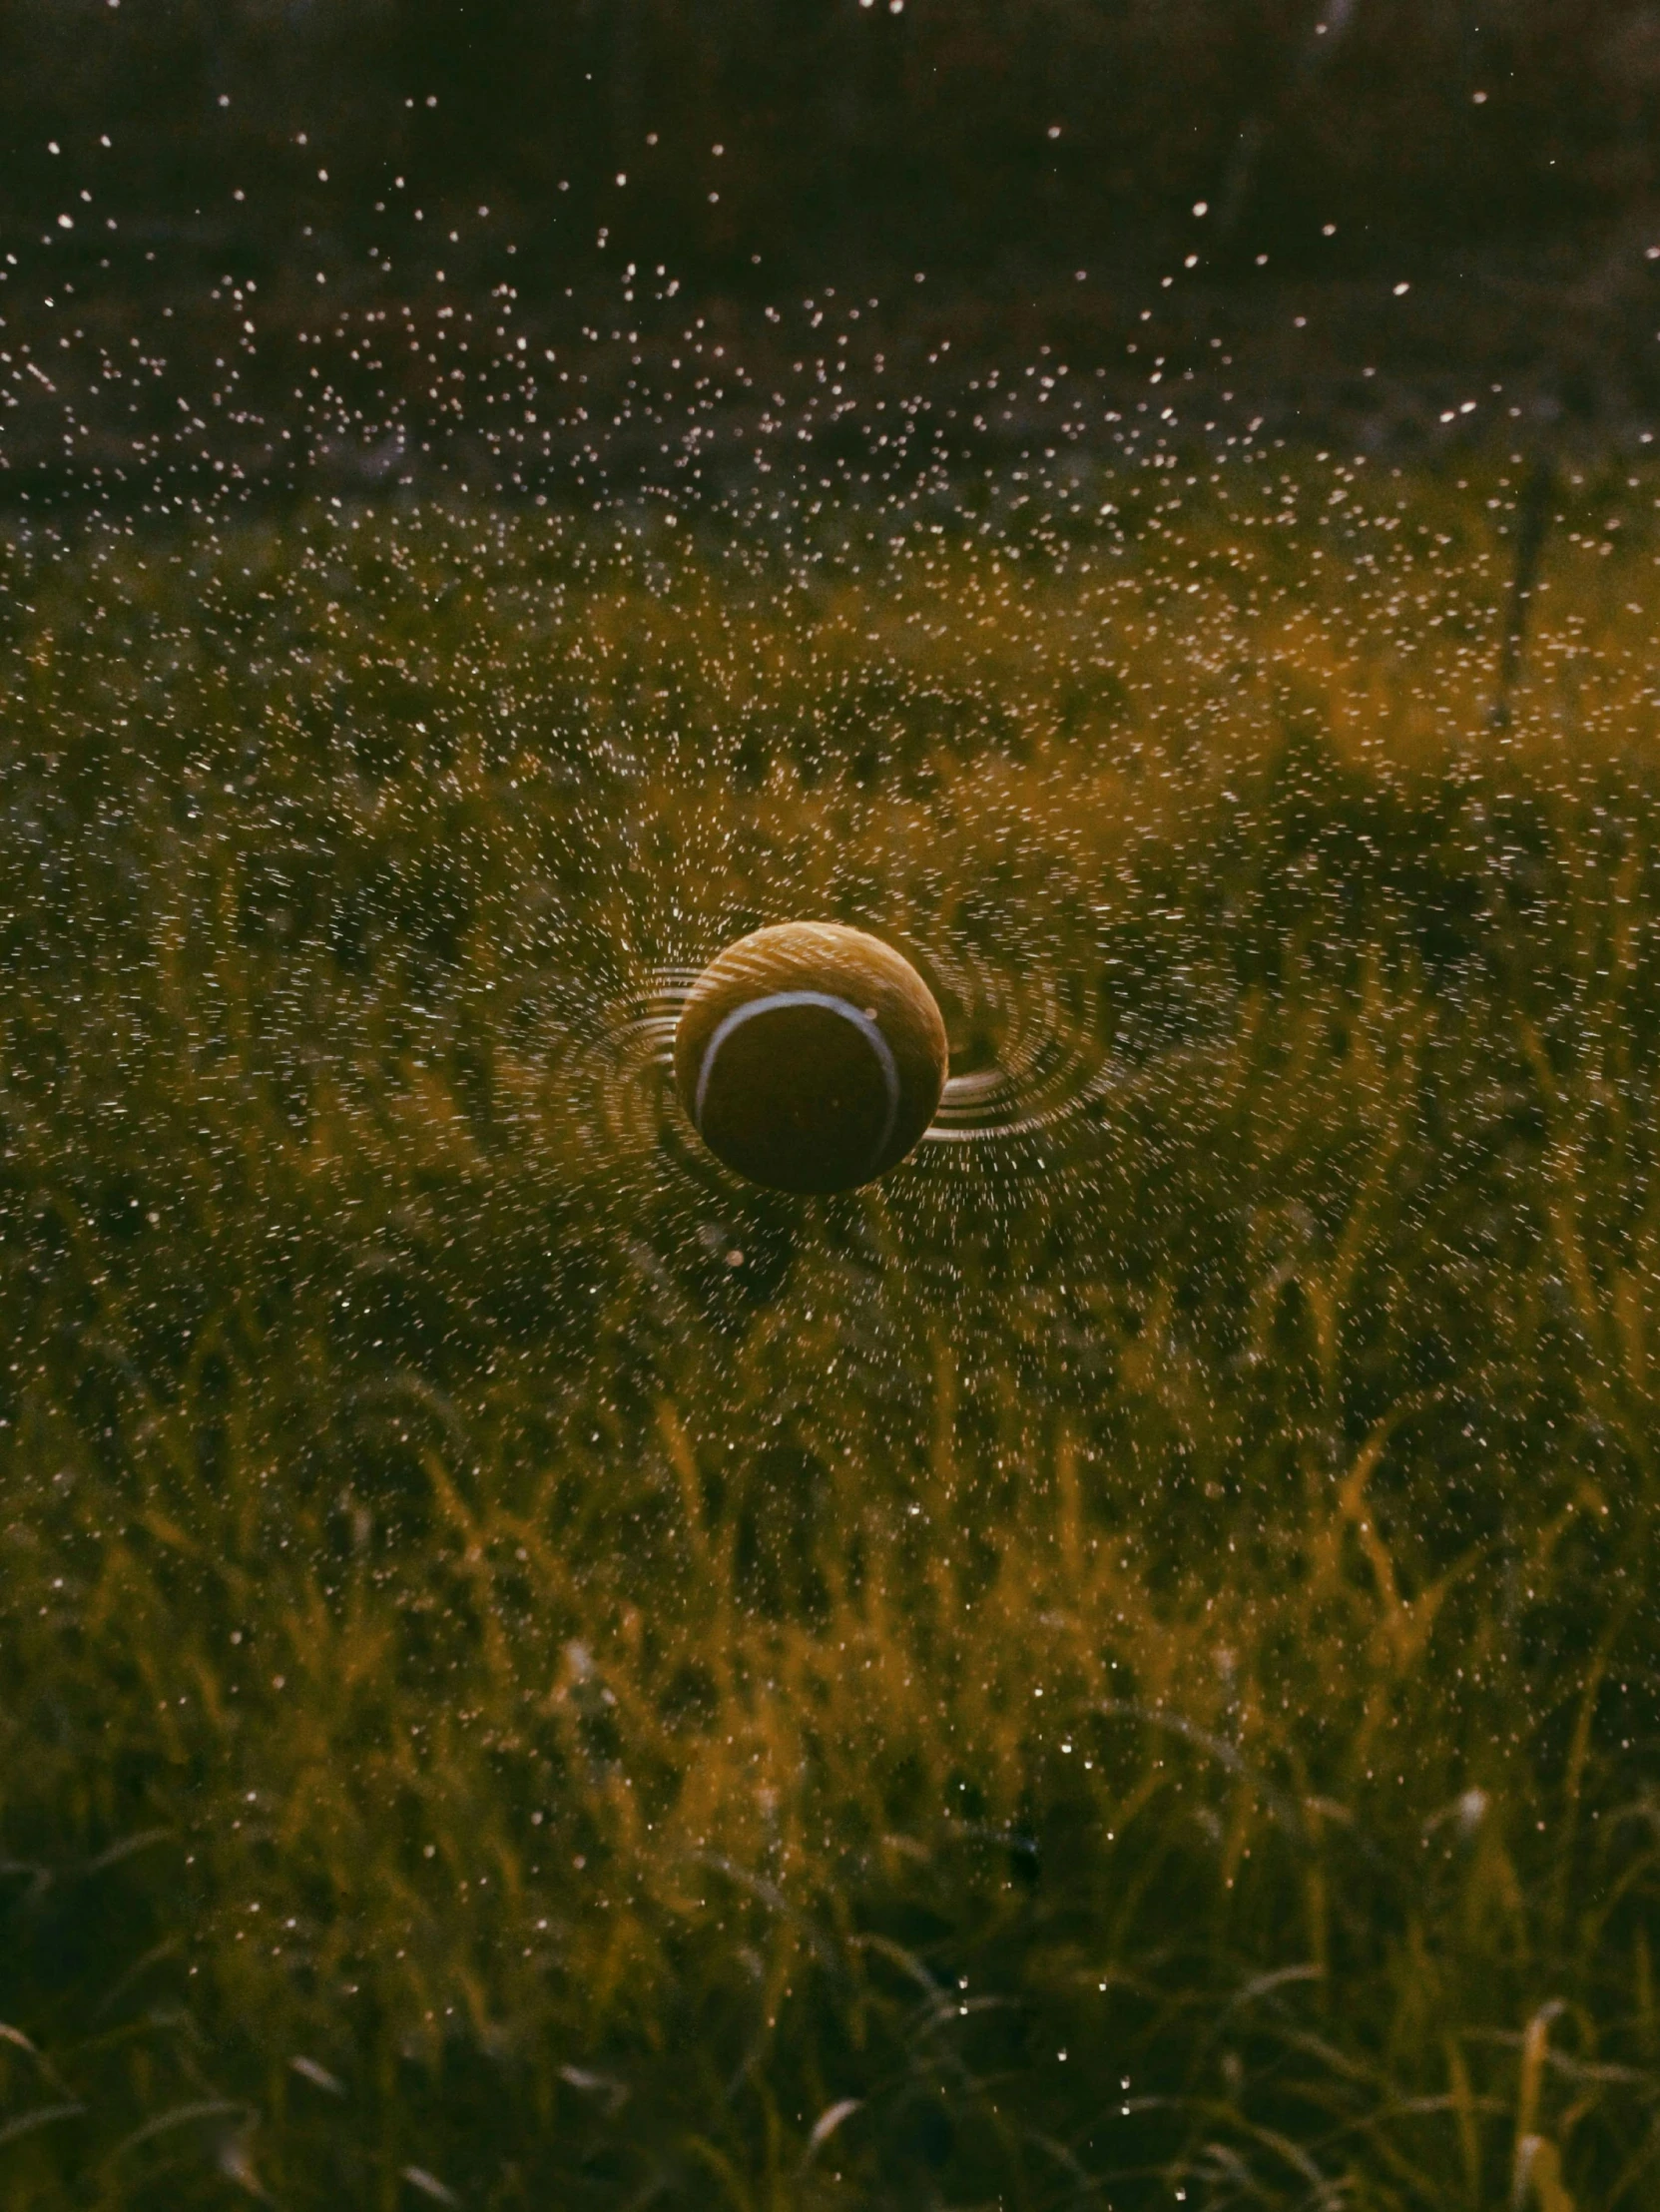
[[1, 461, 1659, 2208]]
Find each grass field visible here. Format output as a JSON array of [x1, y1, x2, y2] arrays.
[[2, 458, 1660, 2209]]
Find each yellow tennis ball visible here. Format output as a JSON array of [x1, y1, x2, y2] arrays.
[[674, 922, 948, 1194]]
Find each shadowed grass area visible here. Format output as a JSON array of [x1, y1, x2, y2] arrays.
[[1, 466, 1659, 2207]]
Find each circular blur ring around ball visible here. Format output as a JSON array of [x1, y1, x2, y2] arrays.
[[674, 922, 948, 1194]]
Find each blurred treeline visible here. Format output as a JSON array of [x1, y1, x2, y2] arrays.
[[1, 0, 1657, 279]]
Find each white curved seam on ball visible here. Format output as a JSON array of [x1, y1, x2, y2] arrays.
[[695, 990, 901, 1171]]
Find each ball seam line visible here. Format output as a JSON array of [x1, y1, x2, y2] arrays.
[[693, 990, 901, 1176]]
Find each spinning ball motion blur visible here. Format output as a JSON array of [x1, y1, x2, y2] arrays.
[[674, 922, 948, 1194]]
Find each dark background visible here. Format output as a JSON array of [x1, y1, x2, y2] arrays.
[[3, 0, 1659, 504], [3, 0, 1657, 283]]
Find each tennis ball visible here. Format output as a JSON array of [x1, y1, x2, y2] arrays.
[[674, 922, 948, 1193]]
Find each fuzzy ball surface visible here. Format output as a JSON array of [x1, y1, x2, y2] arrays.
[[674, 922, 948, 1194]]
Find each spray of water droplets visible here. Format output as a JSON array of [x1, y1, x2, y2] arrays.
[[565, 916, 1128, 1202]]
